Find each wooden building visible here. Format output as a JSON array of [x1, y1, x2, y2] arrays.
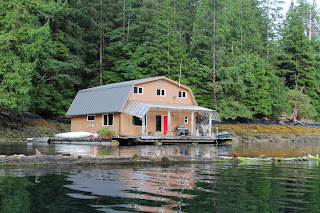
[[66, 76, 220, 136]]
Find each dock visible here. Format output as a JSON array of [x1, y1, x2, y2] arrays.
[[115, 135, 231, 145], [46, 135, 231, 145], [47, 137, 113, 145]]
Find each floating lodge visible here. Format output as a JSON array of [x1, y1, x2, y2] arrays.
[[48, 76, 229, 145]]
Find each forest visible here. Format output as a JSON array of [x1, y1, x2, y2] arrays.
[[0, 0, 319, 121]]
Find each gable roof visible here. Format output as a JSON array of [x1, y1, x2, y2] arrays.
[[66, 76, 169, 116]]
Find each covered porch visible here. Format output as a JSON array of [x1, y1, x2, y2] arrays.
[[122, 101, 221, 137]]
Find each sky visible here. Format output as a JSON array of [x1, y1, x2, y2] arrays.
[[283, 0, 320, 15]]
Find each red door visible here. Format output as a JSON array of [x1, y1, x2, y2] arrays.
[[163, 116, 168, 135]]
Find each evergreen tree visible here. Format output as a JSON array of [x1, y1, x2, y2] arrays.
[[280, 0, 320, 120]]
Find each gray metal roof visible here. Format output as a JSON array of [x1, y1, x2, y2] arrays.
[[123, 101, 221, 121], [66, 77, 161, 116]]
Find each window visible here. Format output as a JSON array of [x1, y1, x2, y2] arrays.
[[158, 80, 160, 84], [157, 89, 166, 96], [132, 115, 147, 126], [103, 114, 114, 126], [87, 115, 95, 121], [178, 91, 187, 98], [184, 116, 188, 124], [134, 86, 143, 94]]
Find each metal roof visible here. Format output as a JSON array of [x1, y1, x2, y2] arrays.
[[66, 77, 161, 116], [123, 101, 221, 121]]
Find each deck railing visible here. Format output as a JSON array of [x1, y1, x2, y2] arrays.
[[146, 131, 191, 137]]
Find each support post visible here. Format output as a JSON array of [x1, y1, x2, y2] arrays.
[[191, 111, 194, 136], [208, 113, 212, 136], [142, 115, 146, 136], [168, 110, 171, 136]]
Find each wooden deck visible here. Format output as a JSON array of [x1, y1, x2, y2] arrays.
[[46, 135, 231, 145], [116, 135, 231, 145], [47, 137, 112, 145]]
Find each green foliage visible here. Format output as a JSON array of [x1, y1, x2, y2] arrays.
[[1, 0, 320, 121], [287, 89, 317, 119], [97, 128, 115, 135]]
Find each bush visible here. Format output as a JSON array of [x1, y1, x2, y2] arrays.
[[96, 128, 115, 135]]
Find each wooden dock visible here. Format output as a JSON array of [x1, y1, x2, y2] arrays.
[[47, 137, 113, 145], [46, 135, 231, 145], [116, 135, 231, 145]]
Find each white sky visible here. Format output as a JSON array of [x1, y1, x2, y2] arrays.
[[283, 0, 319, 15]]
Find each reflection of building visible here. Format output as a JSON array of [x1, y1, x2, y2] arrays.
[[64, 167, 197, 212], [121, 144, 228, 158], [119, 166, 197, 212]]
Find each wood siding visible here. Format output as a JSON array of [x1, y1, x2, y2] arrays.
[[71, 114, 120, 134], [128, 79, 196, 105]]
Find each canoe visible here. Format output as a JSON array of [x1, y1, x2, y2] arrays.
[[55, 132, 93, 138]]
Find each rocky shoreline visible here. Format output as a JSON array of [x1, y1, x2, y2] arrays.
[[0, 112, 70, 142]]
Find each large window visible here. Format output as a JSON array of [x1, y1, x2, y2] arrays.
[[132, 115, 147, 126], [103, 114, 114, 126], [87, 115, 95, 121], [157, 89, 166, 96], [178, 91, 187, 98], [134, 86, 143, 94]]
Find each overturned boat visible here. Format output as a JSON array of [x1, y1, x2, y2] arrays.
[[55, 132, 93, 138]]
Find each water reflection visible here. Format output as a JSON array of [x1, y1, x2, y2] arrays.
[[1, 141, 230, 158], [230, 141, 320, 157], [1, 162, 320, 212], [2, 139, 320, 158]]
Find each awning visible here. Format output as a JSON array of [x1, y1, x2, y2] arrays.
[[123, 101, 221, 121]]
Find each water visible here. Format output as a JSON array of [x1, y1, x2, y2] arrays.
[[1, 140, 320, 158], [1, 161, 320, 212], [2, 141, 320, 212]]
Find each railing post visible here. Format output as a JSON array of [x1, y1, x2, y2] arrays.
[[209, 113, 212, 136], [142, 115, 146, 136], [191, 111, 194, 136], [168, 110, 171, 136]]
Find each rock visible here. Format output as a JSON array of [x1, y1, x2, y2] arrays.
[[160, 147, 166, 155], [132, 155, 139, 161], [35, 149, 42, 156], [232, 153, 239, 160], [161, 156, 170, 162], [172, 147, 181, 156], [258, 154, 267, 159]]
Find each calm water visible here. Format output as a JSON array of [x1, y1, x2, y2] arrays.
[[2, 141, 320, 212], [1, 140, 320, 158], [1, 162, 320, 212]]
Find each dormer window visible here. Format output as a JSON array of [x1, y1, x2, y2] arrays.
[[134, 86, 143, 94], [178, 91, 187, 98], [157, 89, 166, 96]]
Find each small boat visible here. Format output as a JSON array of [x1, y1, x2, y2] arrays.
[[27, 137, 49, 142], [212, 132, 230, 139], [55, 132, 93, 138]]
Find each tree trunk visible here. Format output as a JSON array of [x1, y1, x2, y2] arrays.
[[212, 1, 217, 105], [240, 0, 243, 59]]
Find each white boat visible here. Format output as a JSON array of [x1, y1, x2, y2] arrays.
[[55, 132, 93, 138], [27, 137, 49, 142]]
